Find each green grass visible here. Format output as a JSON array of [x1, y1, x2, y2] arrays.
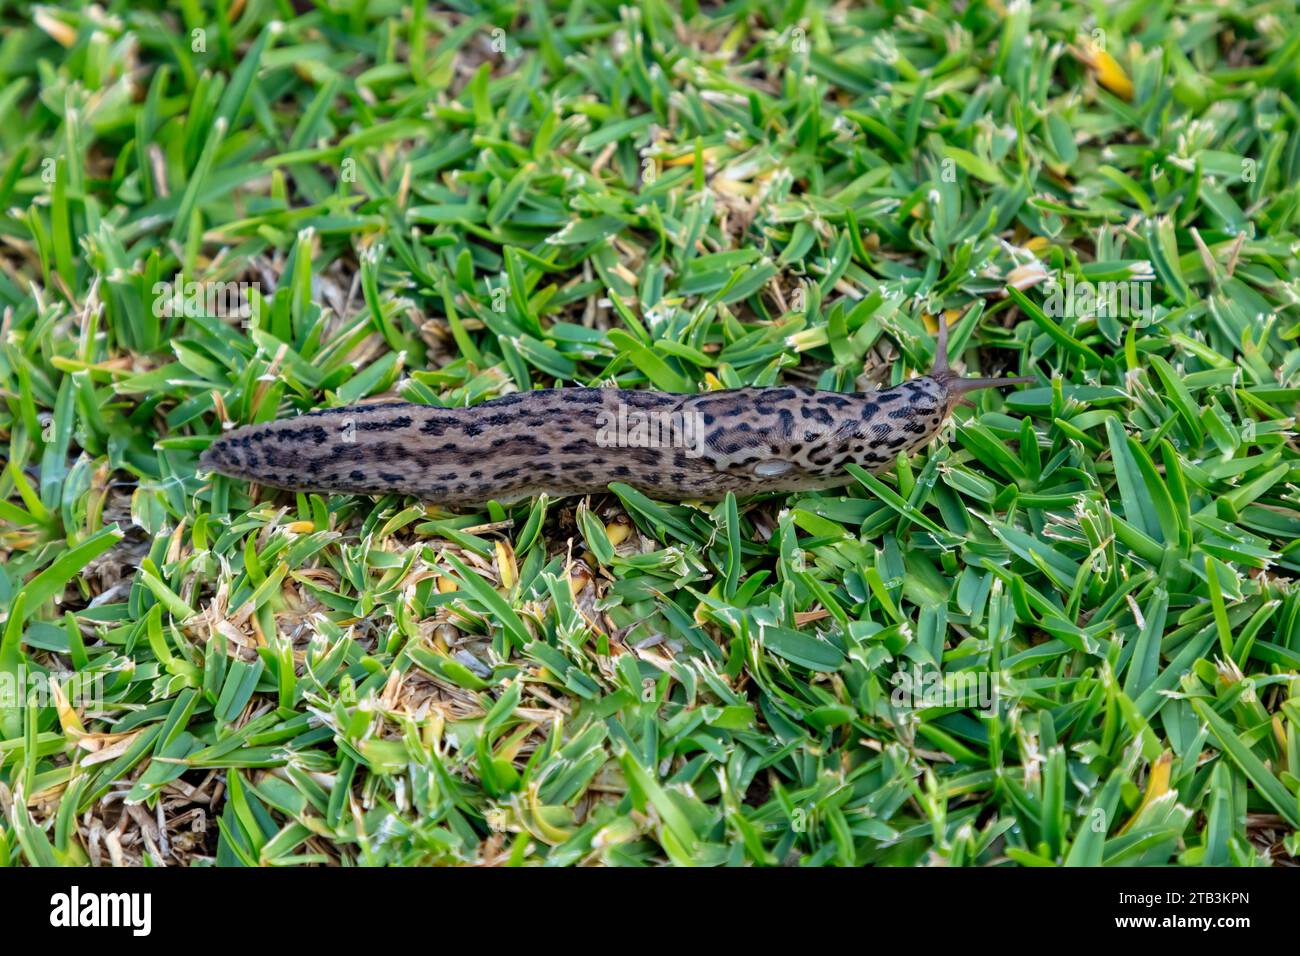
[[1, 0, 1299, 867]]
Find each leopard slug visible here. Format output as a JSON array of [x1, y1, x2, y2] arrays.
[[200, 321, 1032, 505]]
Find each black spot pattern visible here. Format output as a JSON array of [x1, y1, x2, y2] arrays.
[[199, 378, 959, 505]]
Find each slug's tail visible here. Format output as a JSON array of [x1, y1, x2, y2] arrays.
[[198, 402, 436, 496], [930, 315, 1035, 395]]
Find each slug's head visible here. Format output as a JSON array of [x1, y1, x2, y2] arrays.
[[926, 316, 1034, 413], [813, 319, 1036, 475], [690, 320, 1036, 494]]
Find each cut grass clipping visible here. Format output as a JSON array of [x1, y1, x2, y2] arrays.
[[1, 1, 1299, 867]]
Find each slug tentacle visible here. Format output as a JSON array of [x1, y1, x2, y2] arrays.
[[929, 317, 1035, 409], [200, 325, 1033, 505]]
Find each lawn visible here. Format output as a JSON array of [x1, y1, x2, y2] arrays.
[[1, 0, 1298, 867]]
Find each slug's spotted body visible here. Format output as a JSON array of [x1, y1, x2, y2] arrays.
[[201, 323, 1030, 504]]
